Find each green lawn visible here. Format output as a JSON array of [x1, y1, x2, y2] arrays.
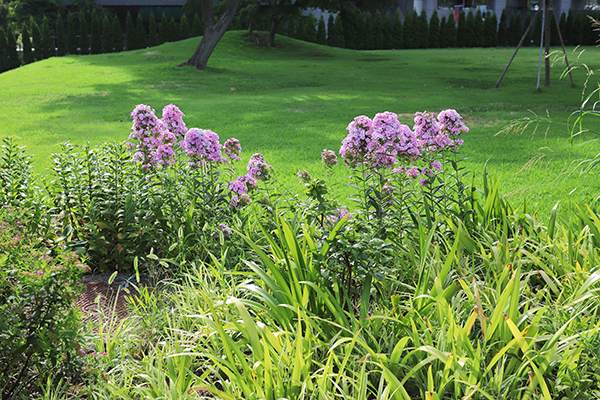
[[1, 31, 599, 216]]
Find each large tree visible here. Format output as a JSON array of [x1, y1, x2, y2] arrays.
[[180, 0, 242, 69]]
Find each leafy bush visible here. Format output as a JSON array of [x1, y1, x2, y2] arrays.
[[0, 206, 87, 399]]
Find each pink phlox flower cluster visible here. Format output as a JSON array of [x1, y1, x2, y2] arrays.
[[228, 179, 248, 195], [321, 149, 338, 167], [405, 167, 421, 179], [223, 138, 242, 161], [413, 111, 453, 153], [326, 208, 352, 226], [438, 109, 469, 136], [247, 153, 273, 181], [34, 270, 45, 275], [297, 170, 312, 183], [182, 128, 226, 167], [341, 112, 419, 168], [129, 104, 166, 168], [238, 174, 257, 190], [230, 193, 252, 209], [432, 161, 443, 171], [161, 104, 187, 141]]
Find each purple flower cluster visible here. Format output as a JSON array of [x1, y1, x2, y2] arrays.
[[340, 110, 468, 169], [228, 174, 257, 196], [297, 170, 312, 183], [247, 153, 273, 181], [181, 128, 226, 167], [127, 104, 165, 168], [223, 138, 242, 161], [230, 193, 252, 209], [161, 104, 187, 141], [321, 149, 338, 168], [212, 223, 232, 237]]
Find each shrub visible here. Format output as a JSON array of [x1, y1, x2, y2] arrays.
[[497, 8, 508, 46], [41, 15, 53, 58], [90, 10, 101, 54], [125, 12, 135, 49], [192, 13, 203, 37], [457, 9, 467, 47], [304, 13, 317, 43], [372, 10, 383, 48], [136, 13, 147, 48], [56, 13, 67, 56], [67, 12, 76, 54], [382, 11, 393, 49], [428, 9, 440, 48], [21, 23, 34, 64], [102, 14, 113, 52], [148, 12, 159, 47], [317, 15, 326, 45], [418, 9, 428, 48], [112, 14, 122, 51], [79, 11, 88, 54], [179, 14, 191, 39], [0, 205, 87, 400], [30, 16, 42, 60], [483, 11, 497, 47], [392, 8, 402, 48]]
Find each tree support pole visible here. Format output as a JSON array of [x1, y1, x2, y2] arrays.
[[550, 0, 575, 86], [536, 0, 546, 91]]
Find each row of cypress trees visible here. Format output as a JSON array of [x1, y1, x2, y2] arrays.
[[0, 10, 203, 73], [282, 8, 598, 50]]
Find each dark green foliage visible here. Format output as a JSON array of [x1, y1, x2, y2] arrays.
[[465, 10, 475, 47], [497, 9, 507, 46], [327, 14, 335, 45], [566, 9, 574, 44], [333, 13, 344, 48], [418, 9, 428, 48], [445, 13, 457, 47], [192, 13, 203, 37], [317, 16, 326, 45], [392, 9, 402, 48], [457, 10, 467, 47], [67, 12, 76, 54], [180, 14, 191, 39], [402, 9, 415, 49], [582, 12, 595, 45], [41, 15, 53, 58], [559, 12, 566, 44], [5, 27, 20, 69], [522, 12, 532, 46], [148, 13, 158, 46], [342, 13, 355, 49], [136, 13, 147, 48], [286, 18, 295, 38], [22, 23, 34, 64], [182, 0, 202, 26], [550, 11, 559, 46], [363, 12, 375, 50], [112, 15, 122, 51], [532, 12, 541, 46], [295, 16, 305, 41], [372, 10, 383, 49], [159, 13, 168, 43], [382, 11, 393, 49], [428, 9, 439, 48], [0, 28, 7, 72], [79, 11, 88, 54], [56, 13, 66, 56], [483, 12, 497, 47], [90, 10, 101, 54], [126, 12, 135, 49], [439, 15, 448, 47], [305, 13, 317, 43], [473, 9, 483, 47], [508, 11, 522, 46], [102, 15, 113, 52], [573, 12, 584, 46], [30, 16, 42, 60], [167, 17, 178, 42]]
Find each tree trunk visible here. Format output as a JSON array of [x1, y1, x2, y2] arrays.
[[267, 18, 283, 48], [180, 0, 242, 69]]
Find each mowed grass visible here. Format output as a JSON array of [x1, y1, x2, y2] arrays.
[[1, 30, 599, 216]]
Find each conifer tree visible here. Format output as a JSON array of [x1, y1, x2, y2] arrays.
[[573, 12, 584, 46], [382, 11, 393, 49], [113, 15, 122, 51], [136, 13, 147, 48], [67, 12, 76, 54], [22, 23, 33, 63], [333, 13, 345, 48], [167, 17, 178, 42], [466, 9, 476, 47], [126, 12, 136, 49], [91, 10, 101, 54], [418, 9, 428, 48], [583, 12, 595, 45], [180, 14, 191, 39], [446, 13, 457, 47], [473, 9, 483, 47], [428, 9, 440, 48], [497, 9, 507, 46], [457, 10, 467, 47], [402, 9, 414, 48], [79, 12, 89, 54], [363, 12, 375, 49], [317, 15, 326, 44], [305, 13, 317, 43], [102, 15, 113, 52], [56, 13, 66, 56], [566, 9, 574, 44], [6, 27, 20, 68], [439, 15, 448, 47], [148, 13, 158, 46], [30, 16, 42, 60], [392, 9, 402, 48], [550, 12, 559, 46], [343, 14, 355, 48], [286, 18, 296, 38], [532, 12, 541, 46], [0, 28, 7, 72], [373, 10, 383, 48], [296, 16, 305, 41], [41, 15, 53, 58], [327, 14, 335, 46], [522, 12, 532, 46], [559, 12, 567, 44], [192, 13, 202, 37], [483, 12, 497, 47], [508, 11, 522, 46]]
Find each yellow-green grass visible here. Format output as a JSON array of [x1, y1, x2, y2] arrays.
[[1, 31, 599, 216]]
